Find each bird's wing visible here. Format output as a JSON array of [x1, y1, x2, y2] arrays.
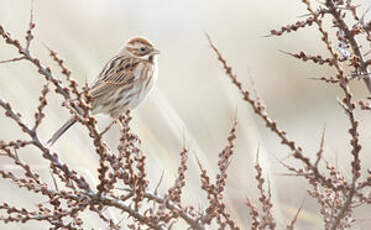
[[89, 57, 140, 98]]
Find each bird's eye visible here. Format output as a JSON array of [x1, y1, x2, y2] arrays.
[[140, 47, 146, 52]]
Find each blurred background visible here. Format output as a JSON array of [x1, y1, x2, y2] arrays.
[[0, 0, 370, 229]]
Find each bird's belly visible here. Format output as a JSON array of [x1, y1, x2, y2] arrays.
[[128, 65, 157, 109], [127, 78, 154, 109], [94, 80, 154, 118]]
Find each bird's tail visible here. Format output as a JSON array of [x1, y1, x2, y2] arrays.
[[47, 118, 77, 146]]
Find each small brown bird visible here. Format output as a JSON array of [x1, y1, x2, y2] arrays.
[[47, 37, 160, 145]]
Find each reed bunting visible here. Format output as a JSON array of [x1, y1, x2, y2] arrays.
[[48, 37, 159, 145]]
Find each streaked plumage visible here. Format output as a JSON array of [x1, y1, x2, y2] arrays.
[[47, 37, 159, 145]]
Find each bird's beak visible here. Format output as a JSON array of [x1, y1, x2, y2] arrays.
[[152, 48, 160, 55]]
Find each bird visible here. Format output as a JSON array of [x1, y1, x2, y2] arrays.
[[47, 36, 160, 146]]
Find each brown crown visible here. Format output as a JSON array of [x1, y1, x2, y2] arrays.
[[127, 37, 153, 48]]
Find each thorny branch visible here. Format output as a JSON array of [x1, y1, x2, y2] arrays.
[[207, 0, 371, 229]]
